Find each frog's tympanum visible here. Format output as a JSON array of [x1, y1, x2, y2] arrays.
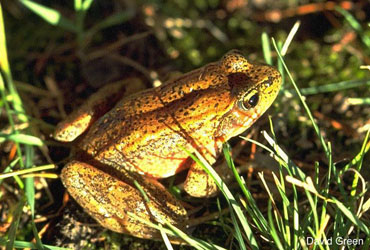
[[54, 50, 282, 239]]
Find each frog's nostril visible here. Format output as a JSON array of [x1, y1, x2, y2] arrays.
[[263, 79, 272, 87]]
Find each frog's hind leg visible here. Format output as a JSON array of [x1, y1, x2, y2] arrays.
[[54, 78, 145, 142], [61, 160, 188, 239]]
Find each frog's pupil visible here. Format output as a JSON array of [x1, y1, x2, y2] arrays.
[[248, 94, 259, 107]]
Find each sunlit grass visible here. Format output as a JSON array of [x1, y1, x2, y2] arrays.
[[1, 2, 369, 250], [167, 21, 370, 250], [0, 3, 48, 249]]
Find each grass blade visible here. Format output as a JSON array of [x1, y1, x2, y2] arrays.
[[0, 133, 44, 146], [332, 198, 370, 236], [284, 79, 370, 96], [127, 212, 226, 250], [184, 147, 259, 250], [25, 147, 44, 249], [261, 32, 272, 65], [1, 240, 69, 250], [76, 0, 94, 11], [335, 7, 370, 48], [281, 21, 300, 56], [272, 38, 329, 159], [20, 0, 77, 33], [223, 144, 270, 235], [346, 97, 370, 105], [86, 10, 135, 39], [5, 198, 26, 250], [267, 201, 284, 250]]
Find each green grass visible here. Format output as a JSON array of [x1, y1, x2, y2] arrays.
[[120, 23, 370, 249], [1, 1, 369, 250]]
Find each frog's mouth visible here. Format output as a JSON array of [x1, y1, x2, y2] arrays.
[[233, 107, 261, 131], [215, 105, 262, 142]]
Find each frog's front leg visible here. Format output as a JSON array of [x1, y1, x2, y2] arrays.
[[54, 78, 145, 142], [184, 161, 218, 198], [61, 161, 188, 239], [183, 141, 224, 197]]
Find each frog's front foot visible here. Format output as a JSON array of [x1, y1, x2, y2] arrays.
[[61, 161, 188, 239]]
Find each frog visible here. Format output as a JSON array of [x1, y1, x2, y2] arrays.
[[54, 50, 282, 239]]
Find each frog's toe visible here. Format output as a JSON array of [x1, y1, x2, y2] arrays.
[[54, 112, 93, 142]]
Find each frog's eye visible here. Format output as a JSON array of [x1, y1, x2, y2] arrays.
[[238, 91, 259, 111], [248, 94, 259, 107]]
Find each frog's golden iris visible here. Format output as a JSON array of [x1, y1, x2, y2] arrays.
[[54, 50, 282, 239]]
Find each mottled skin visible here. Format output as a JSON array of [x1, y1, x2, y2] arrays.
[[54, 50, 282, 239]]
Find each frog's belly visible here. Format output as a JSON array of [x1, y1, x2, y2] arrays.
[[95, 148, 189, 178], [96, 144, 193, 178], [95, 131, 217, 178], [129, 155, 190, 178]]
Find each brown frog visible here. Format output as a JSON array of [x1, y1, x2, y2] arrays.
[[54, 50, 282, 239]]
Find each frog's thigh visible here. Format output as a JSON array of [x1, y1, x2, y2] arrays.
[[61, 160, 172, 239], [54, 78, 146, 142], [184, 161, 218, 198]]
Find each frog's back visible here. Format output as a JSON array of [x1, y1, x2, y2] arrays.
[[79, 77, 233, 177], [78, 50, 282, 178]]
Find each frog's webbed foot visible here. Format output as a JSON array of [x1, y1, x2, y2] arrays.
[[61, 161, 188, 239], [54, 78, 145, 142]]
